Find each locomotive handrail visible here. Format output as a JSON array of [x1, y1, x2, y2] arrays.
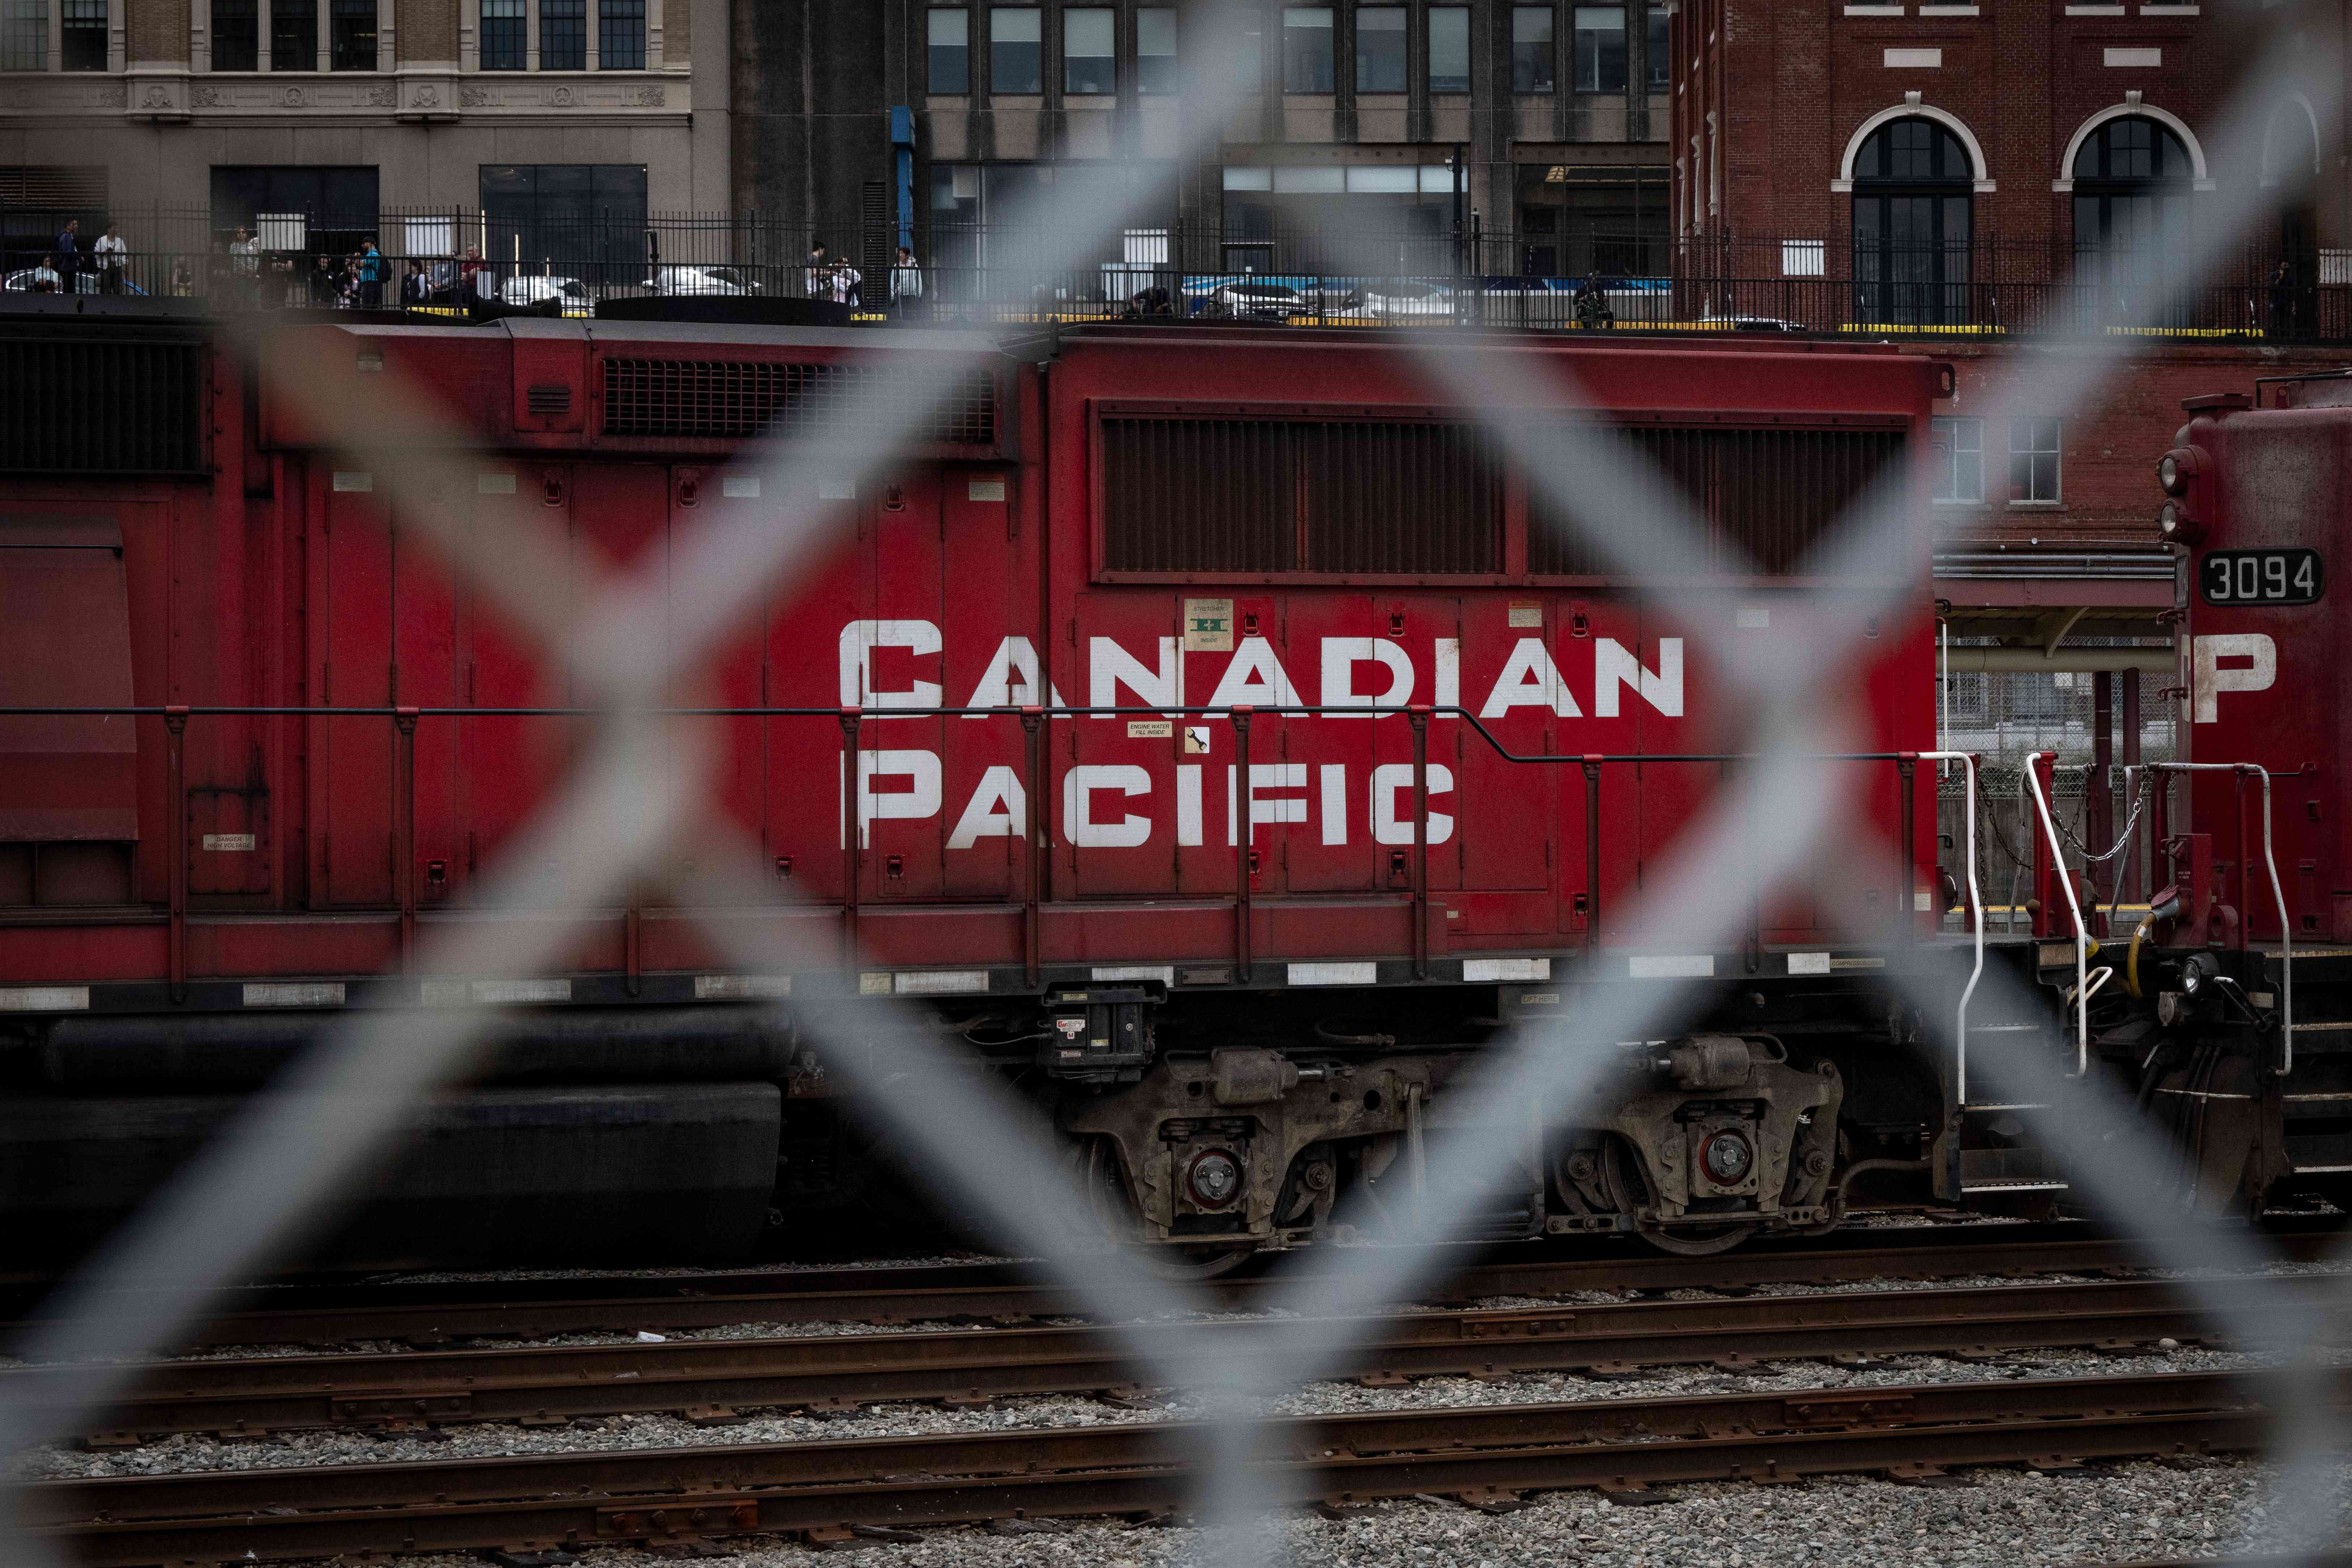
[[2133, 761, 2294, 1075], [2021, 754, 2092, 1079], [1919, 751, 1985, 1104]]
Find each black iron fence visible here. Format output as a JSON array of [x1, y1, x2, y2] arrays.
[[2, 203, 2342, 342]]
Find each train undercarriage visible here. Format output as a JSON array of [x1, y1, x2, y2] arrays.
[[3, 928, 2323, 1274]]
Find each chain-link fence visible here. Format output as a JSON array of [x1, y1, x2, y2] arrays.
[[2, 7, 2349, 1565]]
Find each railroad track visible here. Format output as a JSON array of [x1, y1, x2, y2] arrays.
[[22, 1368, 2326, 1563], [11, 1274, 2328, 1446], [10, 1221, 2338, 1351]]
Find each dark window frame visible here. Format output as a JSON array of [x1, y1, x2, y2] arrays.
[[1849, 116, 1976, 328], [598, 0, 645, 68], [270, 0, 316, 71], [989, 4, 1042, 94], [1281, 4, 1333, 93], [329, 0, 376, 71], [1511, 5, 1553, 93], [211, 0, 259, 69], [1355, 5, 1405, 92], [926, 7, 970, 93], [1426, 4, 1468, 91], [1062, 4, 1114, 93], [1135, 5, 1176, 91], [540, 0, 585, 70], [1571, 4, 1625, 93], [60, 0, 105, 71]]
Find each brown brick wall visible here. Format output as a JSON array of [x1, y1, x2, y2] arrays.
[[398, 0, 458, 63], [667, 0, 688, 68], [128, 0, 190, 64]]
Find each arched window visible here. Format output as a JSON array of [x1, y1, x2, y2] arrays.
[[1851, 117, 1974, 326], [2070, 116, 2193, 326]]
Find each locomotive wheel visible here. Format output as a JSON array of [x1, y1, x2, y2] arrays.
[[1602, 1137, 1758, 1258], [1067, 1136, 1257, 1281]]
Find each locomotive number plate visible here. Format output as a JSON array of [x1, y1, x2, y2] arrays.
[[2199, 548, 2322, 607]]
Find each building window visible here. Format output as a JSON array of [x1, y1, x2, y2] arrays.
[[1572, 5, 1624, 91], [1932, 416, 1983, 503], [540, 0, 585, 69], [1136, 6, 1175, 92], [2009, 418, 2061, 503], [1355, 5, 1404, 91], [212, 0, 258, 68], [2070, 115, 2192, 328], [1063, 6, 1112, 92], [1281, 6, 1331, 92], [481, 163, 648, 285], [60, 0, 103, 69], [1510, 7, 1551, 91], [990, 6, 1039, 93], [481, 0, 524, 67], [211, 165, 381, 253], [1, 0, 45, 69], [270, 0, 314, 69], [1850, 116, 1974, 326], [927, 8, 969, 92], [599, 0, 644, 67], [1645, 2, 1666, 90], [1427, 5, 1467, 90], [329, 0, 375, 70]]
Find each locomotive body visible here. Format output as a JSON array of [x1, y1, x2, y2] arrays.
[[0, 301, 2180, 1268]]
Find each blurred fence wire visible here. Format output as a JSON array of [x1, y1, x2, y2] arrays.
[[4, 5, 2350, 1566]]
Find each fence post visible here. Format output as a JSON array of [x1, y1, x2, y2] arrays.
[[165, 706, 189, 1003]]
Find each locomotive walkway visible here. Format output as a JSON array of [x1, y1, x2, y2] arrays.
[[7, 1275, 2324, 1446], [20, 1368, 2331, 1563]]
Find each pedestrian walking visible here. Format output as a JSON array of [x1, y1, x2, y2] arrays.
[[889, 245, 924, 320], [49, 219, 80, 290], [356, 237, 384, 309], [91, 221, 127, 295]]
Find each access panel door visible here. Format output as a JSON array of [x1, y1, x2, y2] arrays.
[[312, 466, 395, 908]]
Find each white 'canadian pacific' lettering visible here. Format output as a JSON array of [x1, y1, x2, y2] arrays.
[[839, 620, 943, 709], [961, 636, 1067, 711], [1479, 638, 1583, 719], [1370, 762, 1456, 845], [849, 749, 942, 848], [1321, 638, 1414, 715], [1207, 637, 1306, 712], [946, 765, 1026, 848], [1228, 763, 1308, 845], [1090, 636, 1180, 714], [1065, 764, 1152, 847], [1594, 637, 1683, 718], [2192, 633, 2277, 723]]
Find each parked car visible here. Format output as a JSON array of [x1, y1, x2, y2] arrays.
[[4, 268, 145, 296], [647, 264, 754, 296], [1200, 280, 1309, 322], [502, 275, 594, 316], [1348, 279, 1456, 320]]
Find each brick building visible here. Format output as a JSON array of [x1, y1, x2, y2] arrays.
[[0, 0, 730, 275], [1668, 0, 2349, 639], [731, 0, 1676, 288]]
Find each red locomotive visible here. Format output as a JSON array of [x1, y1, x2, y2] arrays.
[[0, 295, 2302, 1270]]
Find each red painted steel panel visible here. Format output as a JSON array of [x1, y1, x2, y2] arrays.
[[0, 515, 136, 841], [313, 468, 395, 907]]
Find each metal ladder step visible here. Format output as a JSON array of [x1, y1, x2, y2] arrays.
[[1960, 1178, 2072, 1193]]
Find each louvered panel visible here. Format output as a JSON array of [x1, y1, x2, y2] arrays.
[[1102, 417, 1499, 575], [0, 331, 205, 475], [600, 358, 997, 447], [1528, 425, 1905, 577]]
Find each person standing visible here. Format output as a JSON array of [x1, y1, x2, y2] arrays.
[[889, 245, 924, 320], [308, 253, 340, 308], [49, 219, 80, 291], [400, 257, 430, 306], [228, 226, 261, 308], [804, 239, 830, 298], [356, 237, 384, 309], [91, 222, 127, 295]]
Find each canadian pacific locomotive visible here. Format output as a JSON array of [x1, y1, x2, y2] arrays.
[[0, 295, 2324, 1270]]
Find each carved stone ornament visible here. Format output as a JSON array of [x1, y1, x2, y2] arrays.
[[461, 84, 491, 106], [140, 84, 170, 109], [549, 84, 576, 106], [365, 84, 396, 106], [413, 83, 440, 107], [279, 85, 306, 107], [191, 84, 221, 107], [636, 83, 665, 106]]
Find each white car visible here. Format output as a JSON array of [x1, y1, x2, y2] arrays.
[[3, 267, 134, 295], [1204, 280, 1306, 322], [1351, 280, 1455, 320], [501, 275, 593, 315], [647, 264, 754, 296]]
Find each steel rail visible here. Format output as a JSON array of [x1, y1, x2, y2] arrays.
[[20, 1369, 2315, 1563], [15, 1276, 2327, 1446], [8, 1226, 2335, 1352]]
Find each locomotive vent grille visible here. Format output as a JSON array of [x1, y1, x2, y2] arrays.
[[1101, 418, 1503, 575], [0, 332, 205, 476], [601, 358, 998, 447], [1528, 426, 1908, 576]]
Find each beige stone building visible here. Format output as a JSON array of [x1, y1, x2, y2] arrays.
[[0, 0, 731, 270]]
